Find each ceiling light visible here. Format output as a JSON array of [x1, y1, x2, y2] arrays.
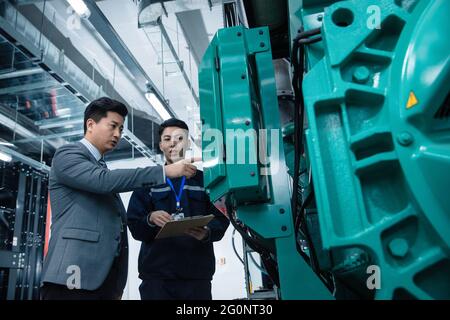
[[0, 151, 12, 162], [0, 141, 14, 147], [145, 89, 171, 121], [55, 108, 72, 117], [67, 0, 90, 18]]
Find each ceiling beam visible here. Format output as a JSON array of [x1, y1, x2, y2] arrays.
[[157, 17, 199, 106], [175, 9, 209, 67], [83, 0, 177, 118], [36, 117, 84, 129], [16, 129, 84, 142], [0, 67, 44, 80], [0, 80, 56, 95]]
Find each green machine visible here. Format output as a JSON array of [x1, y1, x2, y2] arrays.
[[199, 0, 449, 299]]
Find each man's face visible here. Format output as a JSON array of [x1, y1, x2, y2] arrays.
[[159, 126, 190, 164], [86, 111, 124, 154]]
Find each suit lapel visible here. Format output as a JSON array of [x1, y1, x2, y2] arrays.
[[77, 141, 100, 166], [77, 142, 127, 223]]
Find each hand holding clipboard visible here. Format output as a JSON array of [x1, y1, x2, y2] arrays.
[[155, 215, 214, 239]]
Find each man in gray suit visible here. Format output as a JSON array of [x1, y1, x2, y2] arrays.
[[40, 97, 197, 300]]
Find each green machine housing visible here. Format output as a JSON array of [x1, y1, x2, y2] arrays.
[[199, 0, 449, 299]]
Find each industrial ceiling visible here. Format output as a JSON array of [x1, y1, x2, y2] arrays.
[[0, 0, 226, 165]]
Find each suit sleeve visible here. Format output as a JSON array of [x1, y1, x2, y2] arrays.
[[52, 144, 164, 194], [127, 189, 160, 243], [206, 198, 230, 242]]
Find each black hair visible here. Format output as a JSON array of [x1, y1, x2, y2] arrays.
[[84, 97, 128, 134], [158, 118, 189, 137]]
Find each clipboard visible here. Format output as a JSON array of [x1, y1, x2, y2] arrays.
[[155, 214, 215, 239]]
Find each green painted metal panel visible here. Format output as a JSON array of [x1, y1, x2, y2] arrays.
[[301, 0, 449, 299], [199, 24, 333, 299], [200, 0, 449, 300]]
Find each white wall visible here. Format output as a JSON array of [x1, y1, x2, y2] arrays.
[[211, 227, 247, 300], [107, 157, 246, 300]]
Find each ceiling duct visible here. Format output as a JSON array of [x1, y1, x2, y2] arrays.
[[0, 1, 161, 162], [137, 0, 222, 27]]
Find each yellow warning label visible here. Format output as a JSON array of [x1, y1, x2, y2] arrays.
[[406, 91, 419, 109]]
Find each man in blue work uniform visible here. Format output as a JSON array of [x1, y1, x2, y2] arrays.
[[127, 118, 229, 300]]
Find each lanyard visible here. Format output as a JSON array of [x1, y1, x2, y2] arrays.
[[166, 176, 186, 211]]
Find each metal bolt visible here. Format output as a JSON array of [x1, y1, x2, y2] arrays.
[[281, 226, 287, 231], [237, 32, 242, 37], [250, 172, 255, 177], [260, 42, 265, 48], [279, 208, 285, 214], [245, 120, 250, 126], [397, 132, 414, 146], [388, 238, 409, 258], [241, 74, 246, 79], [317, 14, 323, 22], [259, 30, 264, 35], [352, 66, 371, 84]]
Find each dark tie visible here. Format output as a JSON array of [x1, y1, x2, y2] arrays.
[[98, 158, 107, 169]]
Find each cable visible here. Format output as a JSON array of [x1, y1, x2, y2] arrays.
[[290, 28, 320, 233], [232, 228, 269, 276], [226, 203, 280, 287], [231, 228, 244, 265], [227, 204, 265, 254], [296, 27, 322, 39], [290, 27, 321, 243], [299, 36, 323, 45], [248, 249, 269, 276], [290, 26, 327, 279], [290, 29, 337, 294], [294, 190, 314, 267], [295, 189, 314, 236]]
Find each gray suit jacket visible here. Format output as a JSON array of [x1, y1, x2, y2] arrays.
[[41, 142, 164, 292]]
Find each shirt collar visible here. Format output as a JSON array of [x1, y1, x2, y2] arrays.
[[80, 138, 103, 162]]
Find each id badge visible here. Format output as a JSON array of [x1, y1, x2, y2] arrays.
[[171, 211, 185, 221]]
